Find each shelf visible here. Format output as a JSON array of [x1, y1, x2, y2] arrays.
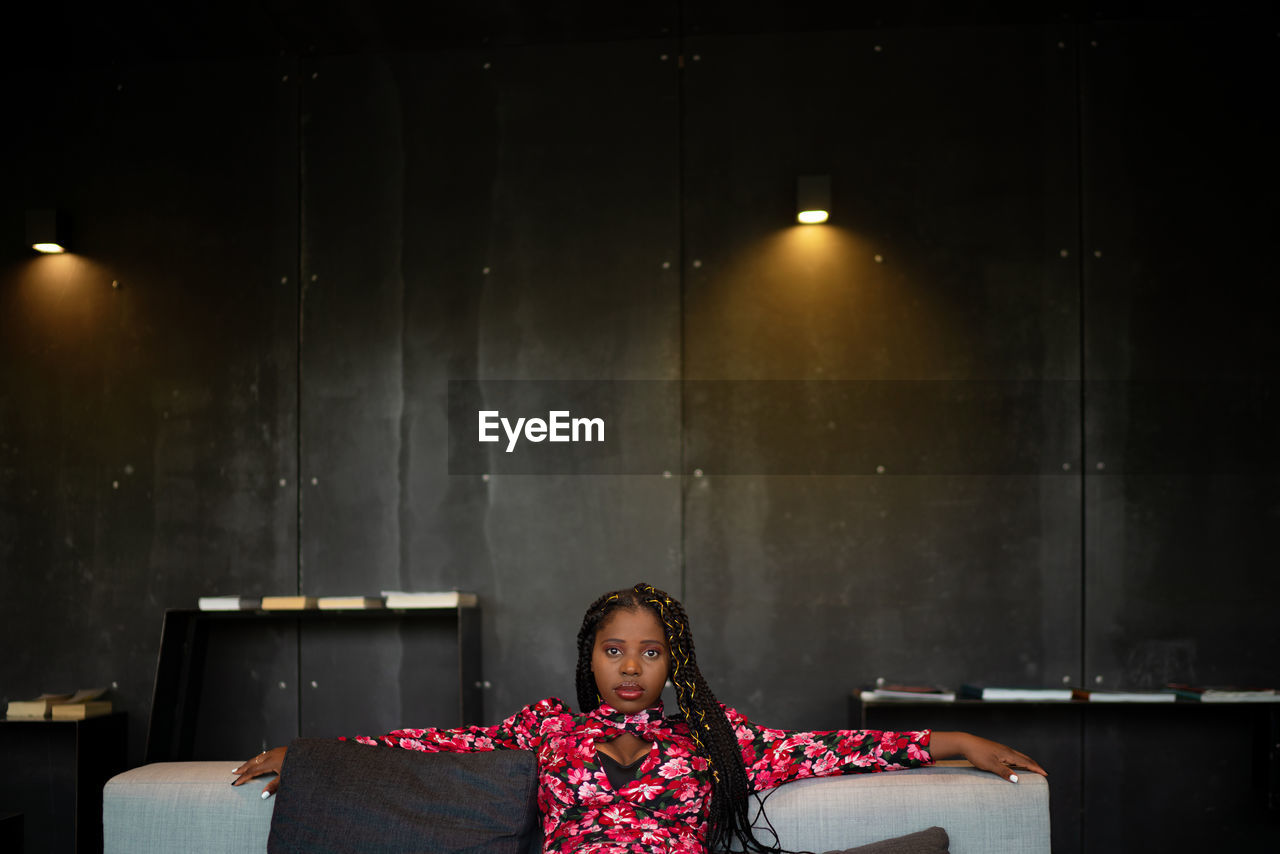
[[0, 712, 127, 854], [145, 605, 482, 763], [852, 693, 1279, 721]]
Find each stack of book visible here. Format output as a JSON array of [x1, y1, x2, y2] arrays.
[[6, 693, 71, 718], [317, 596, 385, 610], [197, 596, 263, 611], [382, 591, 478, 609], [959, 685, 1074, 701], [261, 596, 319, 609], [859, 684, 956, 703], [6, 688, 112, 719], [1167, 684, 1279, 702], [1071, 688, 1176, 702]]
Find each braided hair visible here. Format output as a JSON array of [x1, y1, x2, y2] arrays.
[[576, 582, 785, 853]]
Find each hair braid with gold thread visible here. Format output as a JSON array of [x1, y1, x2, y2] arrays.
[[576, 583, 785, 853]]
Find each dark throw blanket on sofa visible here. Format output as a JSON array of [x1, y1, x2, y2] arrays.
[[267, 738, 542, 854]]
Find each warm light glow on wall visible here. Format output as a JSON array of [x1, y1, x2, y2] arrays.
[[694, 225, 948, 380], [32, 242, 67, 254], [796, 210, 829, 224], [13, 253, 114, 331]]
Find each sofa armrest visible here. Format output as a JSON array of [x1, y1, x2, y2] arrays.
[[752, 761, 1049, 854], [104, 762, 274, 854]]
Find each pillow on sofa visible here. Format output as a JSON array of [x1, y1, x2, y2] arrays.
[[823, 826, 949, 854], [267, 738, 541, 854]]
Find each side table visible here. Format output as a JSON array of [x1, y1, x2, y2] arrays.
[[0, 712, 127, 854], [0, 811, 22, 853]]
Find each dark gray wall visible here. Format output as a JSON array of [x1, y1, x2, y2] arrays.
[[1, 5, 1277, 850]]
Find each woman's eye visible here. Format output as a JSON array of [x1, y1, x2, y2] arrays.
[[644, 649, 660, 658]]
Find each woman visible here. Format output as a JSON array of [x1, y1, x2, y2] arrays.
[[234, 582, 1046, 853]]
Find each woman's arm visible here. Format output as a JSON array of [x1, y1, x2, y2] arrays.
[[725, 706, 934, 792], [229, 719, 520, 799], [928, 731, 1048, 782], [350, 696, 565, 753], [230, 697, 568, 798]]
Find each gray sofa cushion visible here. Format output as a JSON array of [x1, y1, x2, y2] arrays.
[[267, 739, 540, 854]]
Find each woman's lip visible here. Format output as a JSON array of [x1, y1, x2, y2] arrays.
[[615, 685, 645, 698]]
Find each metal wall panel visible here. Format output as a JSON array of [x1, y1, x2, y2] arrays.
[[297, 42, 682, 731], [681, 26, 1082, 730], [0, 58, 299, 764], [1080, 21, 1279, 848], [1081, 20, 1279, 691]]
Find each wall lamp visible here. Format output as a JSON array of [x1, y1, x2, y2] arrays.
[[796, 175, 830, 225], [27, 209, 68, 253]]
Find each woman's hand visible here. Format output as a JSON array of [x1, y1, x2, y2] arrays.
[[231, 746, 288, 798], [928, 731, 1047, 783]]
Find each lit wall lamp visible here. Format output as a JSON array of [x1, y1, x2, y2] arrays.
[[27, 209, 68, 253], [796, 175, 830, 225]]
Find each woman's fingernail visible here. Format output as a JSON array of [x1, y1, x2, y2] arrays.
[[1009, 774, 1019, 784], [262, 790, 273, 799]]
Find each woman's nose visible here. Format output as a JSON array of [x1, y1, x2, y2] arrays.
[[621, 655, 640, 674]]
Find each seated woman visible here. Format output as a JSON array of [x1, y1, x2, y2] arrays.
[[234, 582, 1046, 853]]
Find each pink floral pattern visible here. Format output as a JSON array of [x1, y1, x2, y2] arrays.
[[349, 698, 932, 854]]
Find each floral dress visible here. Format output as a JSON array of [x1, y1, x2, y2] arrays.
[[350, 698, 933, 854]]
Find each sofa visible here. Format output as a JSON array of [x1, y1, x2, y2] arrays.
[[103, 740, 1049, 853]]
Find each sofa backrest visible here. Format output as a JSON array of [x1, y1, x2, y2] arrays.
[[748, 762, 1050, 854]]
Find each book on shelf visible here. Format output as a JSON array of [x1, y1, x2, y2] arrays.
[[7, 687, 109, 719], [6, 692, 74, 718], [51, 700, 113, 719], [260, 596, 319, 610], [1071, 688, 1177, 703], [381, 591, 478, 609], [1167, 684, 1279, 703], [860, 683, 956, 703], [198, 596, 263, 611], [959, 685, 1074, 702], [317, 596, 386, 610]]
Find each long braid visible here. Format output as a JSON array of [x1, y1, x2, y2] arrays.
[[576, 590, 616, 711], [576, 583, 786, 853]]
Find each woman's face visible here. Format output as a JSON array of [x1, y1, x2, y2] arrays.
[[592, 607, 669, 714]]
